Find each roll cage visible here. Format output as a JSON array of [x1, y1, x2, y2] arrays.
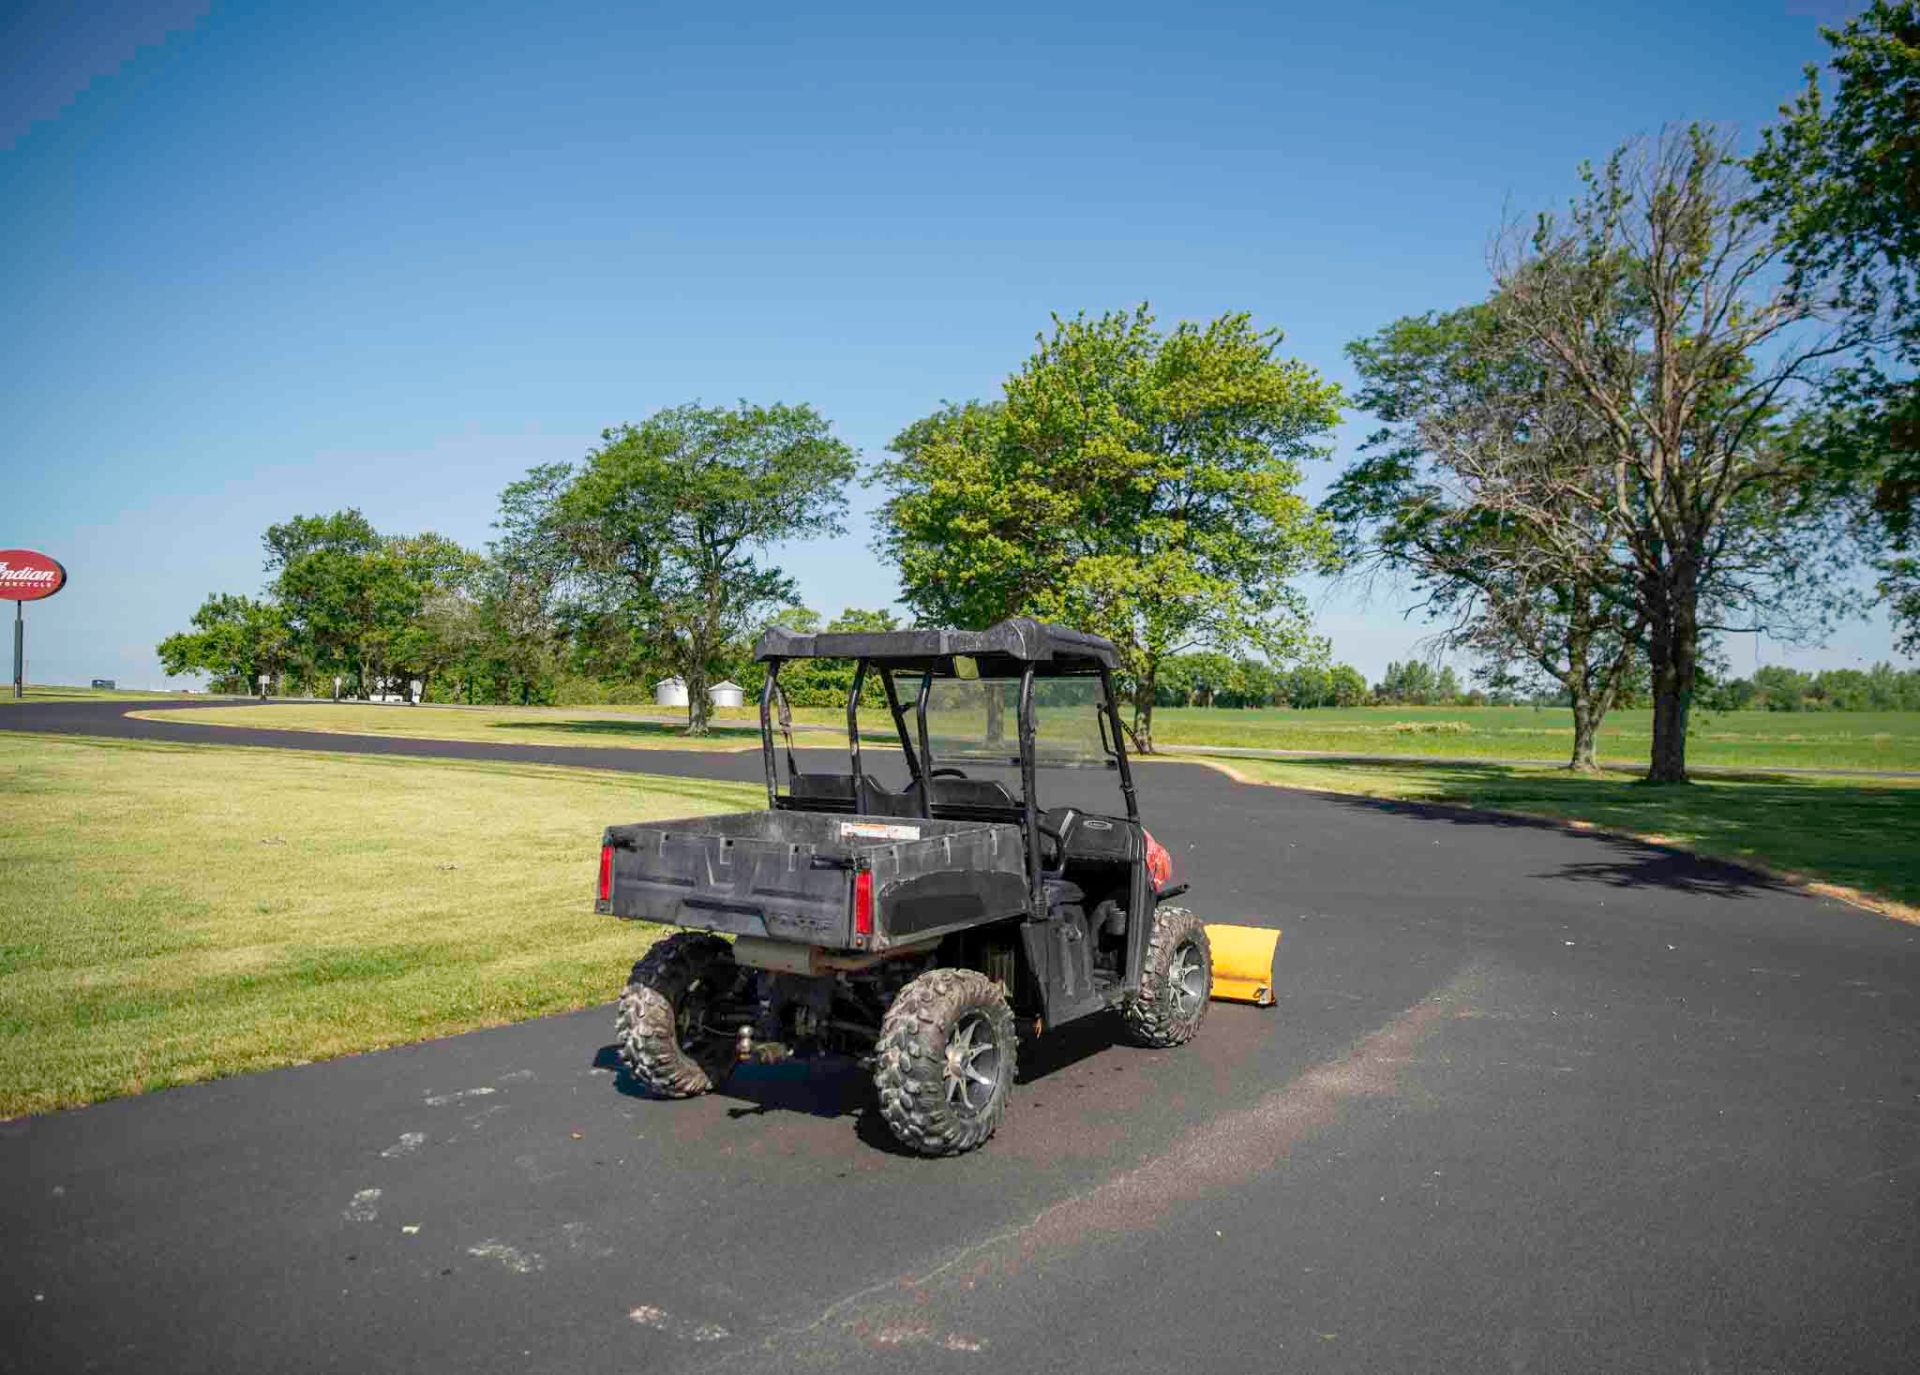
[[753, 616, 1139, 918]]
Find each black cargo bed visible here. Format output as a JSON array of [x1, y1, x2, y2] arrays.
[[599, 810, 1029, 950]]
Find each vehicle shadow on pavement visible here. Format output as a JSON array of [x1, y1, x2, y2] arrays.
[[590, 1012, 1131, 1152]]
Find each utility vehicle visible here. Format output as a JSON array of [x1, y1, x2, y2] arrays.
[[596, 617, 1213, 1156]]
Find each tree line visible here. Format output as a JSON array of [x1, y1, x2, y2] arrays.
[[163, 4, 1918, 780]]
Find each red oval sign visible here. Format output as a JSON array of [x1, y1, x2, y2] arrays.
[[0, 549, 66, 601]]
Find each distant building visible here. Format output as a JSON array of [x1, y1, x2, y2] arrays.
[[653, 677, 688, 707], [708, 680, 745, 709], [90, 679, 115, 690]]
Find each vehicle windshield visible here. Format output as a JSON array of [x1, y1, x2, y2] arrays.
[[911, 672, 1114, 769]]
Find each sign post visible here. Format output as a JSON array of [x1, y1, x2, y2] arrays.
[[0, 550, 67, 698]]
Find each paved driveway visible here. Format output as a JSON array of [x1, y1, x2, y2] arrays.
[[3, 700, 1917, 1372]]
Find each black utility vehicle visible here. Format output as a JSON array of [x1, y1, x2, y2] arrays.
[[596, 617, 1209, 1155]]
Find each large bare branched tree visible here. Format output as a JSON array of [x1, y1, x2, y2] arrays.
[[1333, 305, 1643, 771], [1490, 125, 1869, 781]]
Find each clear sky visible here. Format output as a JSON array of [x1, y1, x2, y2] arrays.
[[4, 0, 1904, 688]]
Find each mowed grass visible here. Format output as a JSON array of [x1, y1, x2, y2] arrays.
[[0, 733, 762, 1117], [1212, 756, 1920, 910], [1150, 704, 1920, 772], [130, 701, 834, 751], [138, 700, 1920, 772], [0, 685, 194, 705]]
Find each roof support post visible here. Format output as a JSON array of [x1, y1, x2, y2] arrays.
[[1018, 665, 1044, 916], [758, 663, 781, 809], [1099, 664, 1139, 822]]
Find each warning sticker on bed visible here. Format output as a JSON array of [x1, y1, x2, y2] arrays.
[[840, 821, 922, 842]]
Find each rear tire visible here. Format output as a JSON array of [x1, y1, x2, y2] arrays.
[[615, 932, 741, 1098], [874, 968, 1017, 1156], [1120, 905, 1211, 1048]]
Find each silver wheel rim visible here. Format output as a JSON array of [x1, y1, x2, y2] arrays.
[[1169, 940, 1205, 1018], [944, 1011, 1001, 1115]]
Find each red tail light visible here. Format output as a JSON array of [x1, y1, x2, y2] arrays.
[[598, 842, 614, 903], [854, 870, 874, 936]]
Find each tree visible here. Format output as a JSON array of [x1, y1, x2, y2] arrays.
[[157, 593, 291, 693], [1333, 306, 1644, 770], [558, 402, 857, 734], [264, 509, 412, 694], [1753, 664, 1814, 710], [875, 306, 1339, 751], [1375, 659, 1440, 705], [826, 607, 901, 634], [752, 607, 900, 707], [1748, 1, 1919, 650], [481, 465, 575, 704], [1328, 663, 1369, 706], [387, 536, 487, 700], [1491, 127, 1871, 781], [1285, 664, 1332, 709]]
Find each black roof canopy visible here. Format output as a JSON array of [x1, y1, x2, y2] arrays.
[[753, 616, 1120, 673]]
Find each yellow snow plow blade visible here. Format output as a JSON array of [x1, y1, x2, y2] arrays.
[[1206, 924, 1281, 1006]]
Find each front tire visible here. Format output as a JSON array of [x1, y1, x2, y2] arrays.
[[874, 968, 1017, 1156], [615, 932, 742, 1098], [1120, 905, 1211, 1048]]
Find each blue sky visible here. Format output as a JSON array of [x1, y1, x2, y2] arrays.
[[4, 0, 1902, 688]]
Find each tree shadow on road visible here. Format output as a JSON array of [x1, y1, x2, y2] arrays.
[[490, 718, 759, 742], [1315, 788, 1802, 904]]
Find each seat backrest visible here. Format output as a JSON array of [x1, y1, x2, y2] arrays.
[[927, 777, 1019, 810], [788, 773, 856, 803]]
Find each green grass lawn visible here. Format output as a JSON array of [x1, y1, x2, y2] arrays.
[[130, 701, 833, 751], [1210, 756, 1920, 912], [0, 732, 761, 1116], [1148, 704, 1920, 772], [0, 685, 196, 704], [141, 700, 1920, 772]]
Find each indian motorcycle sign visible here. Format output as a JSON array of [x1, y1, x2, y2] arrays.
[[0, 550, 66, 601]]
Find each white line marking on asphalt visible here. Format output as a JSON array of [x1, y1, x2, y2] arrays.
[[343, 1188, 381, 1222], [380, 1132, 427, 1158]]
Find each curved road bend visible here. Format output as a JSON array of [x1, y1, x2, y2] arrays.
[[1, 698, 1916, 1373]]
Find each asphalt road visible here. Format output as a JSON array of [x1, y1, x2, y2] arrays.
[[3, 699, 1918, 1373]]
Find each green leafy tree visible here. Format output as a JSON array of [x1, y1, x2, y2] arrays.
[[1285, 664, 1332, 709], [875, 306, 1339, 751], [1753, 664, 1815, 710], [157, 594, 291, 693], [1749, 1, 1919, 651], [264, 510, 406, 694], [1375, 659, 1440, 705], [558, 402, 857, 733], [387, 536, 487, 700], [752, 607, 901, 707], [826, 607, 901, 634], [1328, 663, 1369, 707]]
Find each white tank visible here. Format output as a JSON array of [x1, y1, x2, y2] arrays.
[[653, 677, 688, 707]]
